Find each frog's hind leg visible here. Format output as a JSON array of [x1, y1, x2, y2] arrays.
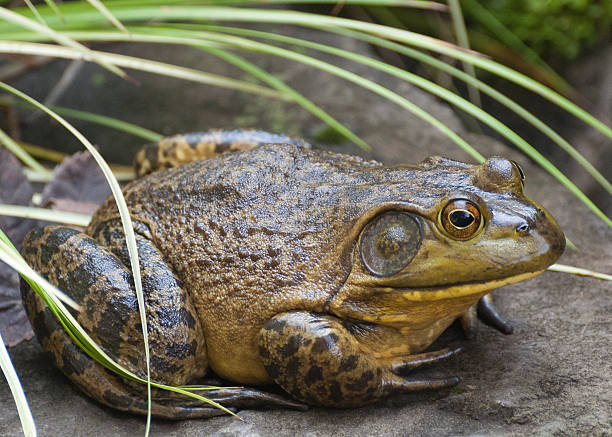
[[135, 129, 311, 176], [21, 224, 305, 418], [259, 312, 459, 408]]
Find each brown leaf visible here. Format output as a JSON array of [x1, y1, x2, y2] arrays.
[[44, 198, 101, 216], [41, 150, 111, 206], [0, 147, 36, 346]]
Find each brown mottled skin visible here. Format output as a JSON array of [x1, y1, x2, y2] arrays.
[[21, 129, 565, 418]]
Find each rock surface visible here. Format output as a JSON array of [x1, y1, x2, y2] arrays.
[[2, 27, 611, 436]]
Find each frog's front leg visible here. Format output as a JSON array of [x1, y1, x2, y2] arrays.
[[258, 312, 459, 408]]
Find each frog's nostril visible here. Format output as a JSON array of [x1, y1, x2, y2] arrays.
[[516, 222, 530, 234]]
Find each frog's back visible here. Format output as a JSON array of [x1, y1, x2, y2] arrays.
[[88, 144, 388, 382]]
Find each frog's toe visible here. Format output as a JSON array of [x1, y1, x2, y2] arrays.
[[384, 374, 460, 396], [193, 387, 308, 411], [477, 293, 514, 335], [389, 346, 464, 373], [460, 304, 479, 339]]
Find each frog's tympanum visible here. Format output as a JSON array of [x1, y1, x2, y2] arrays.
[[21, 130, 565, 419]]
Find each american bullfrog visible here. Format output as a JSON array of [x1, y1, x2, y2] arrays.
[[21, 129, 565, 419]]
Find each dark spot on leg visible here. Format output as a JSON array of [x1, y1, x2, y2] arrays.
[[102, 390, 134, 409], [285, 356, 302, 378], [339, 355, 358, 372], [180, 307, 197, 329], [305, 366, 323, 385], [312, 336, 334, 354], [165, 340, 196, 359], [346, 370, 375, 392], [265, 318, 287, 335], [258, 344, 271, 360], [61, 343, 92, 376], [278, 334, 304, 358], [150, 356, 180, 374], [263, 362, 280, 380]]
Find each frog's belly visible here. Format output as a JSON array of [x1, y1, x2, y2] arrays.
[[349, 292, 488, 359]]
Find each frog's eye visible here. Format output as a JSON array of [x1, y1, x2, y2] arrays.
[[360, 212, 422, 276], [440, 199, 482, 240]]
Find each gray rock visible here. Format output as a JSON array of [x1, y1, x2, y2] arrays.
[[2, 26, 611, 437]]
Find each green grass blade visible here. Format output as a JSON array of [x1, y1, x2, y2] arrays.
[[5, 0, 449, 16], [461, 0, 572, 96], [316, 27, 612, 198], [185, 26, 610, 226], [85, 0, 128, 33], [1, 6, 607, 143], [86, 6, 611, 143], [202, 45, 370, 150], [0, 331, 36, 437], [0, 127, 51, 176], [0, 204, 91, 227], [0, 230, 235, 418], [0, 6, 126, 79], [447, 0, 480, 107], [22, 0, 45, 25], [0, 80, 154, 431], [0, 41, 289, 101], [25, 28, 483, 160], [41, 0, 63, 21], [0, 96, 163, 141]]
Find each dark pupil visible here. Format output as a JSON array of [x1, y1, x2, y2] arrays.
[[449, 210, 474, 228]]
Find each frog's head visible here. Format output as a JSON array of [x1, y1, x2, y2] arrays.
[[329, 156, 565, 323]]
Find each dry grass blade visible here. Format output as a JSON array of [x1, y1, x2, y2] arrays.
[[0, 6, 127, 79], [0, 204, 91, 227], [0, 331, 36, 437], [0, 41, 288, 100], [0, 127, 50, 176], [548, 264, 612, 281]]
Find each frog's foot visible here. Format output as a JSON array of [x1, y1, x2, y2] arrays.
[[258, 311, 459, 408], [477, 293, 514, 335], [460, 294, 513, 338]]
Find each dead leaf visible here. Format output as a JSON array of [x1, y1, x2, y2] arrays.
[[41, 150, 111, 206], [44, 198, 100, 216], [0, 147, 36, 346]]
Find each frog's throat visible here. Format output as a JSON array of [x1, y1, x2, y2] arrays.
[[385, 270, 544, 302]]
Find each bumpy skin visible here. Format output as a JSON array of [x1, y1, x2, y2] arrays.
[[21, 130, 565, 418]]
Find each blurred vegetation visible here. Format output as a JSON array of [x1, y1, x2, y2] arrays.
[[467, 0, 612, 64]]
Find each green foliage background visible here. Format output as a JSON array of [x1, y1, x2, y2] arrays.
[[474, 0, 612, 62]]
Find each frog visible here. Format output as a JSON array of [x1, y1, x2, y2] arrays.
[[20, 129, 565, 419]]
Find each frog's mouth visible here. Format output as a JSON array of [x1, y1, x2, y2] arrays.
[[381, 270, 545, 302]]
